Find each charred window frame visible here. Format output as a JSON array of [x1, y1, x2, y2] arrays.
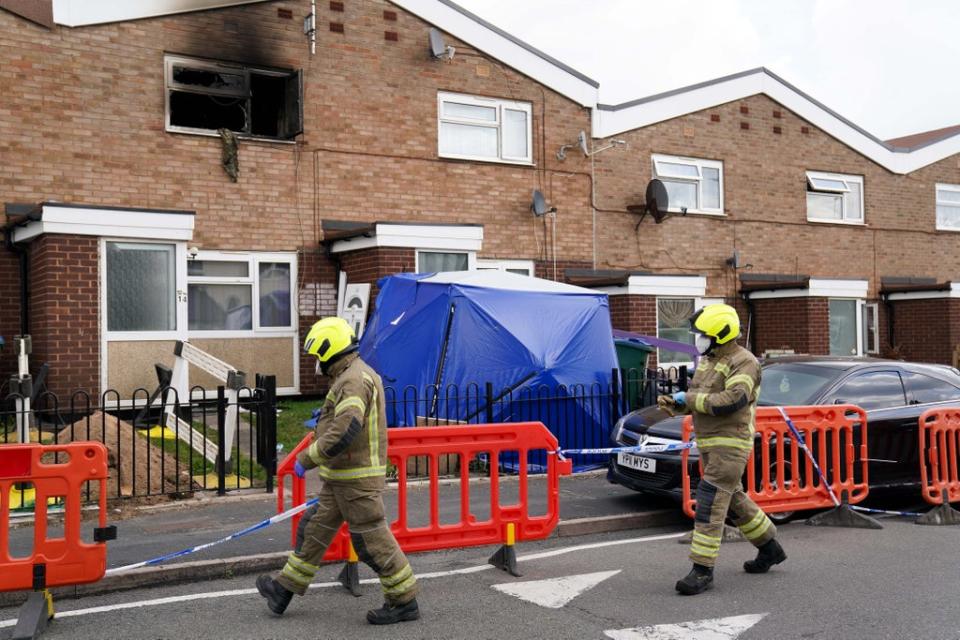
[[164, 54, 303, 141]]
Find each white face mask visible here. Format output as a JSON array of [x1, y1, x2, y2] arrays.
[[695, 334, 714, 355]]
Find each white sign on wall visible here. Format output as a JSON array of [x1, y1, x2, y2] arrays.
[[339, 283, 371, 339]]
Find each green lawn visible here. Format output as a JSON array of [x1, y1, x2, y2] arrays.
[[276, 399, 320, 457]]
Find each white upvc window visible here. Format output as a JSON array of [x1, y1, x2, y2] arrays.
[[935, 183, 960, 231], [806, 171, 864, 224], [476, 259, 535, 276], [187, 251, 296, 336], [862, 302, 880, 355], [651, 154, 724, 215], [104, 240, 186, 339], [437, 92, 533, 165], [415, 250, 477, 273]]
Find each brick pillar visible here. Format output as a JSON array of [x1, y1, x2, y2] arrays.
[[29, 234, 100, 398], [338, 247, 415, 309], [887, 298, 959, 365], [297, 248, 339, 395], [751, 297, 830, 356]]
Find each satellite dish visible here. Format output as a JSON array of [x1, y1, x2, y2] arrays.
[[531, 189, 550, 217], [577, 131, 590, 156], [429, 28, 455, 60], [645, 178, 669, 223], [627, 179, 671, 226]]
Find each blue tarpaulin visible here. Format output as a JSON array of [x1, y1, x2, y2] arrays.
[[359, 271, 619, 471]]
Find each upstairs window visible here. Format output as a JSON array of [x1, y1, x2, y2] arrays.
[[165, 54, 303, 140], [438, 92, 532, 164], [651, 155, 723, 214], [806, 171, 863, 223], [936, 183, 960, 231]]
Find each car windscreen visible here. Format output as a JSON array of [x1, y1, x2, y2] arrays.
[[758, 363, 839, 406]]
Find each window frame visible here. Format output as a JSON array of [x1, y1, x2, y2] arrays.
[[437, 92, 533, 165], [862, 302, 879, 355], [475, 259, 535, 276], [415, 250, 476, 273], [935, 183, 960, 232], [651, 154, 725, 215], [806, 171, 864, 224], [164, 54, 302, 142], [102, 239, 188, 342], [187, 250, 297, 337], [656, 296, 723, 370]]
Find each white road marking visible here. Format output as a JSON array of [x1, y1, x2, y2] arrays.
[[604, 613, 767, 640], [492, 570, 620, 608], [0, 531, 684, 628]]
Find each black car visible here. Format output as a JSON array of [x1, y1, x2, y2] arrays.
[[607, 357, 960, 513]]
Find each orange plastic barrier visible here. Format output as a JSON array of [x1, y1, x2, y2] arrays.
[[919, 408, 960, 505], [681, 405, 869, 518], [277, 422, 573, 559], [0, 443, 113, 591]]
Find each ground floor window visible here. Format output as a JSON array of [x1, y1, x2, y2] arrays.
[[829, 298, 862, 356], [862, 302, 879, 355], [187, 252, 294, 333], [416, 250, 471, 273], [476, 259, 534, 276], [106, 241, 177, 332]]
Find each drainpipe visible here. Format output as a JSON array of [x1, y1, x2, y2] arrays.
[[4, 228, 29, 336]]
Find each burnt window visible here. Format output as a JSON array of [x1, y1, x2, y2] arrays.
[[165, 55, 303, 140]]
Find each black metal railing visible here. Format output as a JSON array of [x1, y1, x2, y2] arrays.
[[0, 376, 278, 505]]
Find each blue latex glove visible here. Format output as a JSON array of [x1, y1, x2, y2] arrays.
[[672, 391, 686, 407], [294, 460, 307, 478], [303, 407, 322, 429]]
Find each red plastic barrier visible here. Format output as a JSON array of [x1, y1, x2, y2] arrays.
[[277, 422, 573, 559], [0, 443, 112, 591], [919, 408, 960, 505], [681, 405, 869, 518]]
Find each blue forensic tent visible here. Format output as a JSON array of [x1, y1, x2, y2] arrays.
[[359, 271, 619, 471]]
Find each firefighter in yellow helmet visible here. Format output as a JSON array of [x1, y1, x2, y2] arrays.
[[660, 303, 786, 595], [256, 317, 420, 624]]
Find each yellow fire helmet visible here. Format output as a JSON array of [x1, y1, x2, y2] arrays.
[[690, 303, 741, 345], [304, 317, 358, 363]]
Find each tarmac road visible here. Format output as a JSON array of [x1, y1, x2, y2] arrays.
[[4, 517, 959, 640]]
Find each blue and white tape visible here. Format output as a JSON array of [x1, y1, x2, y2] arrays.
[[850, 505, 923, 518], [104, 497, 320, 575], [556, 442, 695, 460]]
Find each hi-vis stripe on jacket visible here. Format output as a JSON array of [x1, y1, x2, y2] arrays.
[[686, 341, 761, 452], [298, 353, 388, 482]]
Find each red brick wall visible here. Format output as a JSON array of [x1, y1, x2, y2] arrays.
[[534, 260, 592, 282], [886, 298, 960, 365], [593, 94, 960, 302], [752, 297, 829, 356], [0, 249, 21, 382], [339, 247, 415, 305], [28, 235, 100, 398]]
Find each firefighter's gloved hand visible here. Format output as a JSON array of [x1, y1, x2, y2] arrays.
[[672, 391, 686, 407], [303, 408, 322, 429], [294, 460, 307, 478]]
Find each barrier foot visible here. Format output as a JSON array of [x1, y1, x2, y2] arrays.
[[806, 492, 882, 529], [12, 590, 54, 640], [916, 490, 960, 526], [337, 561, 362, 597], [488, 544, 521, 577]]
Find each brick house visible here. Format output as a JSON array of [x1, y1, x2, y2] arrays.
[[3, 3, 960, 401], [0, 0, 597, 398], [581, 69, 960, 369]]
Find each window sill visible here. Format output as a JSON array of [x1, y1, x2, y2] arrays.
[[806, 218, 866, 227], [166, 127, 297, 145], [668, 209, 725, 217], [438, 154, 535, 168], [935, 226, 960, 233]]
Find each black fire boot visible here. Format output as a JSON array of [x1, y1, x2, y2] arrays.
[[366, 598, 420, 625], [744, 538, 787, 574], [256, 575, 293, 615], [675, 563, 714, 595]]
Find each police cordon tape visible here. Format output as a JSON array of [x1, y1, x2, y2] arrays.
[[555, 442, 695, 460], [104, 497, 321, 575]]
